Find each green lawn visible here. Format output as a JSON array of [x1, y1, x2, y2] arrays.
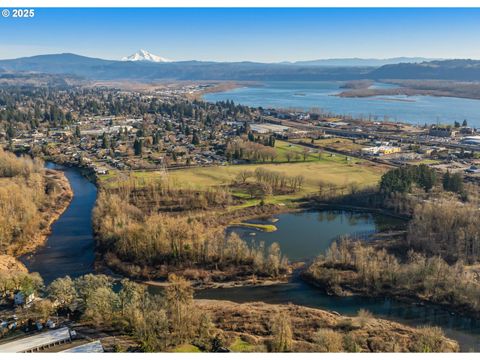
[[171, 344, 202, 352], [229, 338, 257, 352], [274, 139, 320, 162]]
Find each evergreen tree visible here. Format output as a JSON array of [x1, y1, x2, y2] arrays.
[[442, 171, 451, 191], [153, 131, 160, 145], [268, 135, 276, 147], [380, 167, 412, 194], [101, 132, 110, 149], [134, 138, 143, 156], [6, 123, 15, 140], [443, 171, 464, 194], [192, 132, 200, 145], [417, 164, 437, 192]]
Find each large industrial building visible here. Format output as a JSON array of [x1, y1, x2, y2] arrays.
[[461, 136, 480, 145]]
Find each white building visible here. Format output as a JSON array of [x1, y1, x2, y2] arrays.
[[0, 327, 72, 353]]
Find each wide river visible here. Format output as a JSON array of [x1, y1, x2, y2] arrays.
[[21, 163, 97, 283], [22, 164, 480, 351], [204, 81, 480, 127]]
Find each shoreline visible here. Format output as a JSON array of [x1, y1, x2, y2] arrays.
[[196, 299, 459, 352], [10, 163, 475, 350], [310, 202, 410, 221], [301, 267, 480, 321], [95, 196, 407, 287], [196, 79, 480, 105], [12, 168, 73, 258], [187, 81, 245, 101], [144, 276, 292, 290], [336, 87, 480, 101]]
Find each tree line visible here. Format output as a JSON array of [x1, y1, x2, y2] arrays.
[[380, 164, 438, 194], [235, 167, 305, 196], [306, 239, 480, 315], [226, 138, 278, 163], [109, 175, 233, 213], [93, 191, 288, 279], [407, 199, 480, 263], [4, 270, 451, 352], [0, 149, 54, 255], [2, 272, 221, 351]]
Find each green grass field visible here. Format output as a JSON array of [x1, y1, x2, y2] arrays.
[[100, 151, 386, 204], [170, 161, 382, 191], [97, 138, 388, 209], [273, 139, 320, 162]]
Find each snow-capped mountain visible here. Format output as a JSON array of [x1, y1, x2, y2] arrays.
[[121, 49, 172, 63]]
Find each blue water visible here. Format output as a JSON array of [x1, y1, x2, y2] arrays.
[[204, 81, 480, 127], [227, 210, 403, 262], [21, 163, 97, 284], [197, 278, 480, 351], [20, 165, 479, 350]]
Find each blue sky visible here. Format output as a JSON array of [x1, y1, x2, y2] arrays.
[[1, 8, 480, 61]]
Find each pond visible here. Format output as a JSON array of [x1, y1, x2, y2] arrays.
[[21, 165, 480, 351], [226, 210, 404, 261]]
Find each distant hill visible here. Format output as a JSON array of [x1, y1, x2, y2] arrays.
[[0, 53, 479, 81], [291, 57, 439, 67], [0, 71, 82, 87], [370, 59, 480, 80], [0, 53, 372, 81]]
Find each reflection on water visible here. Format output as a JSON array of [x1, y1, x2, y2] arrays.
[[227, 210, 404, 262], [19, 164, 480, 350], [21, 163, 97, 284], [197, 277, 480, 351], [210, 210, 480, 351]]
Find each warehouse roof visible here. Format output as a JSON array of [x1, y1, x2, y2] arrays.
[[62, 340, 104, 353], [0, 327, 71, 353]]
